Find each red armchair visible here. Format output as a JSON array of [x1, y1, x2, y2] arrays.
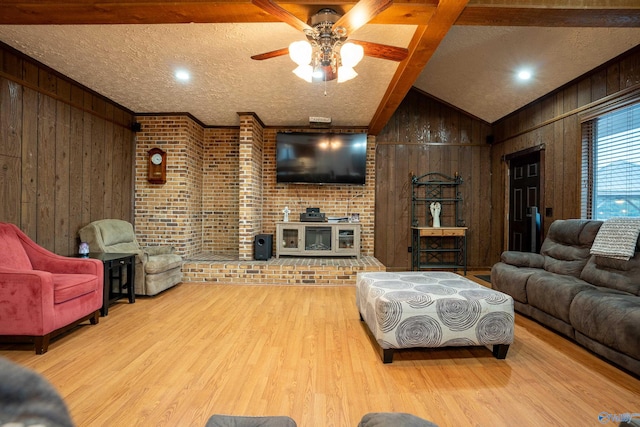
[[0, 223, 103, 354]]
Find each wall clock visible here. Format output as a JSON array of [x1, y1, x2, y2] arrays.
[[147, 147, 166, 184]]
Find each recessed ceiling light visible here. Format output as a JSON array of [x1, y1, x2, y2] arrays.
[[517, 69, 532, 81], [175, 70, 190, 82]]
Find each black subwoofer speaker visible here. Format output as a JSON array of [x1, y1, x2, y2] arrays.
[[254, 234, 273, 260]]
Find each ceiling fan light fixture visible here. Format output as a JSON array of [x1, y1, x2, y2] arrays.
[[337, 66, 358, 83], [312, 69, 325, 80], [251, 0, 409, 85], [293, 64, 313, 82], [289, 40, 312, 66], [340, 42, 364, 68], [311, 64, 327, 82]]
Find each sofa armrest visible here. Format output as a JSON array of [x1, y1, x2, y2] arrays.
[[144, 246, 176, 256], [34, 256, 102, 276], [0, 268, 54, 333], [500, 251, 545, 268], [18, 232, 103, 276]]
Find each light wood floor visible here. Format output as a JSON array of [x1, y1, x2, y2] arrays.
[[1, 273, 639, 427]]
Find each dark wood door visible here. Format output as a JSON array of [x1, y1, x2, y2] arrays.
[[509, 151, 542, 252]]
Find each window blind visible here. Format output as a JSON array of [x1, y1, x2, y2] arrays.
[[581, 121, 594, 218], [581, 103, 640, 220]]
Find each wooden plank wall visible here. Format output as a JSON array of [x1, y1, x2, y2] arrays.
[[376, 89, 493, 270], [489, 46, 640, 266], [0, 43, 136, 255]]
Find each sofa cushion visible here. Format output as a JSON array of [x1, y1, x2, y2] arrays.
[[358, 413, 438, 427], [105, 242, 143, 256], [0, 225, 32, 270], [206, 415, 297, 427], [594, 255, 633, 271], [500, 251, 545, 268], [491, 263, 538, 304], [526, 271, 596, 324], [580, 255, 640, 296], [570, 288, 640, 360], [540, 219, 602, 277], [96, 220, 136, 246], [53, 274, 100, 304], [0, 357, 75, 427]]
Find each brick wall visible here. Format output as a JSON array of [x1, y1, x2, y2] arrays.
[[261, 129, 376, 256], [203, 128, 239, 253], [134, 115, 203, 258], [134, 114, 375, 258], [238, 113, 264, 260]]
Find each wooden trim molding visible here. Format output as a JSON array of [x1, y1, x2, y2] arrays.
[[496, 83, 640, 144], [503, 144, 546, 162], [578, 87, 640, 122]]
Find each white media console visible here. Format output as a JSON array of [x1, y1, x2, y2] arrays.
[[276, 222, 361, 259]]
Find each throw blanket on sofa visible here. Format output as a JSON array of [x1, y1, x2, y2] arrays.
[[590, 217, 640, 260]]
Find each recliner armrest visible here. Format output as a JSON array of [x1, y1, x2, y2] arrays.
[[144, 246, 176, 256], [500, 251, 545, 268]]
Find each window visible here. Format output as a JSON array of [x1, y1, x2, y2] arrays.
[[581, 102, 640, 220]]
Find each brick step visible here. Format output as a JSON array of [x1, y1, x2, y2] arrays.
[[182, 255, 385, 285]]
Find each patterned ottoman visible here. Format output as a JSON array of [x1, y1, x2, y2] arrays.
[[356, 271, 514, 363]]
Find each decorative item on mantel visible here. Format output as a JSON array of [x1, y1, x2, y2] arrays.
[[282, 206, 290, 222], [78, 242, 89, 257]]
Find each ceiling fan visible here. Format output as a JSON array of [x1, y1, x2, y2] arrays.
[[251, 0, 409, 82]]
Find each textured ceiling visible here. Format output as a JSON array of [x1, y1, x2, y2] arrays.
[[415, 26, 640, 123], [0, 22, 639, 128], [0, 23, 415, 127]]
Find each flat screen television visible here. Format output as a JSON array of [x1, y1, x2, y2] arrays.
[[276, 132, 367, 185]]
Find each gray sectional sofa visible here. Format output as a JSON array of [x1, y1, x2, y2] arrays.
[[491, 219, 640, 376]]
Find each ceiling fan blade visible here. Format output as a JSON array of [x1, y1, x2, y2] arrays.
[[251, 47, 289, 61], [350, 40, 408, 62], [333, 0, 393, 35], [251, 0, 312, 32]]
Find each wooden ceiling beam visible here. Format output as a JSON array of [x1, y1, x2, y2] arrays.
[[0, 1, 437, 25], [368, 0, 469, 135], [1, 1, 638, 26], [457, 7, 640, 27]]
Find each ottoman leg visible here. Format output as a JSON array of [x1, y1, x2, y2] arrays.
[[492, 344, 509, 359], [383, 349, 394, 364]]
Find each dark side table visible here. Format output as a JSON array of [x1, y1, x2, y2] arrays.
[[82, 253, 136, 316]]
